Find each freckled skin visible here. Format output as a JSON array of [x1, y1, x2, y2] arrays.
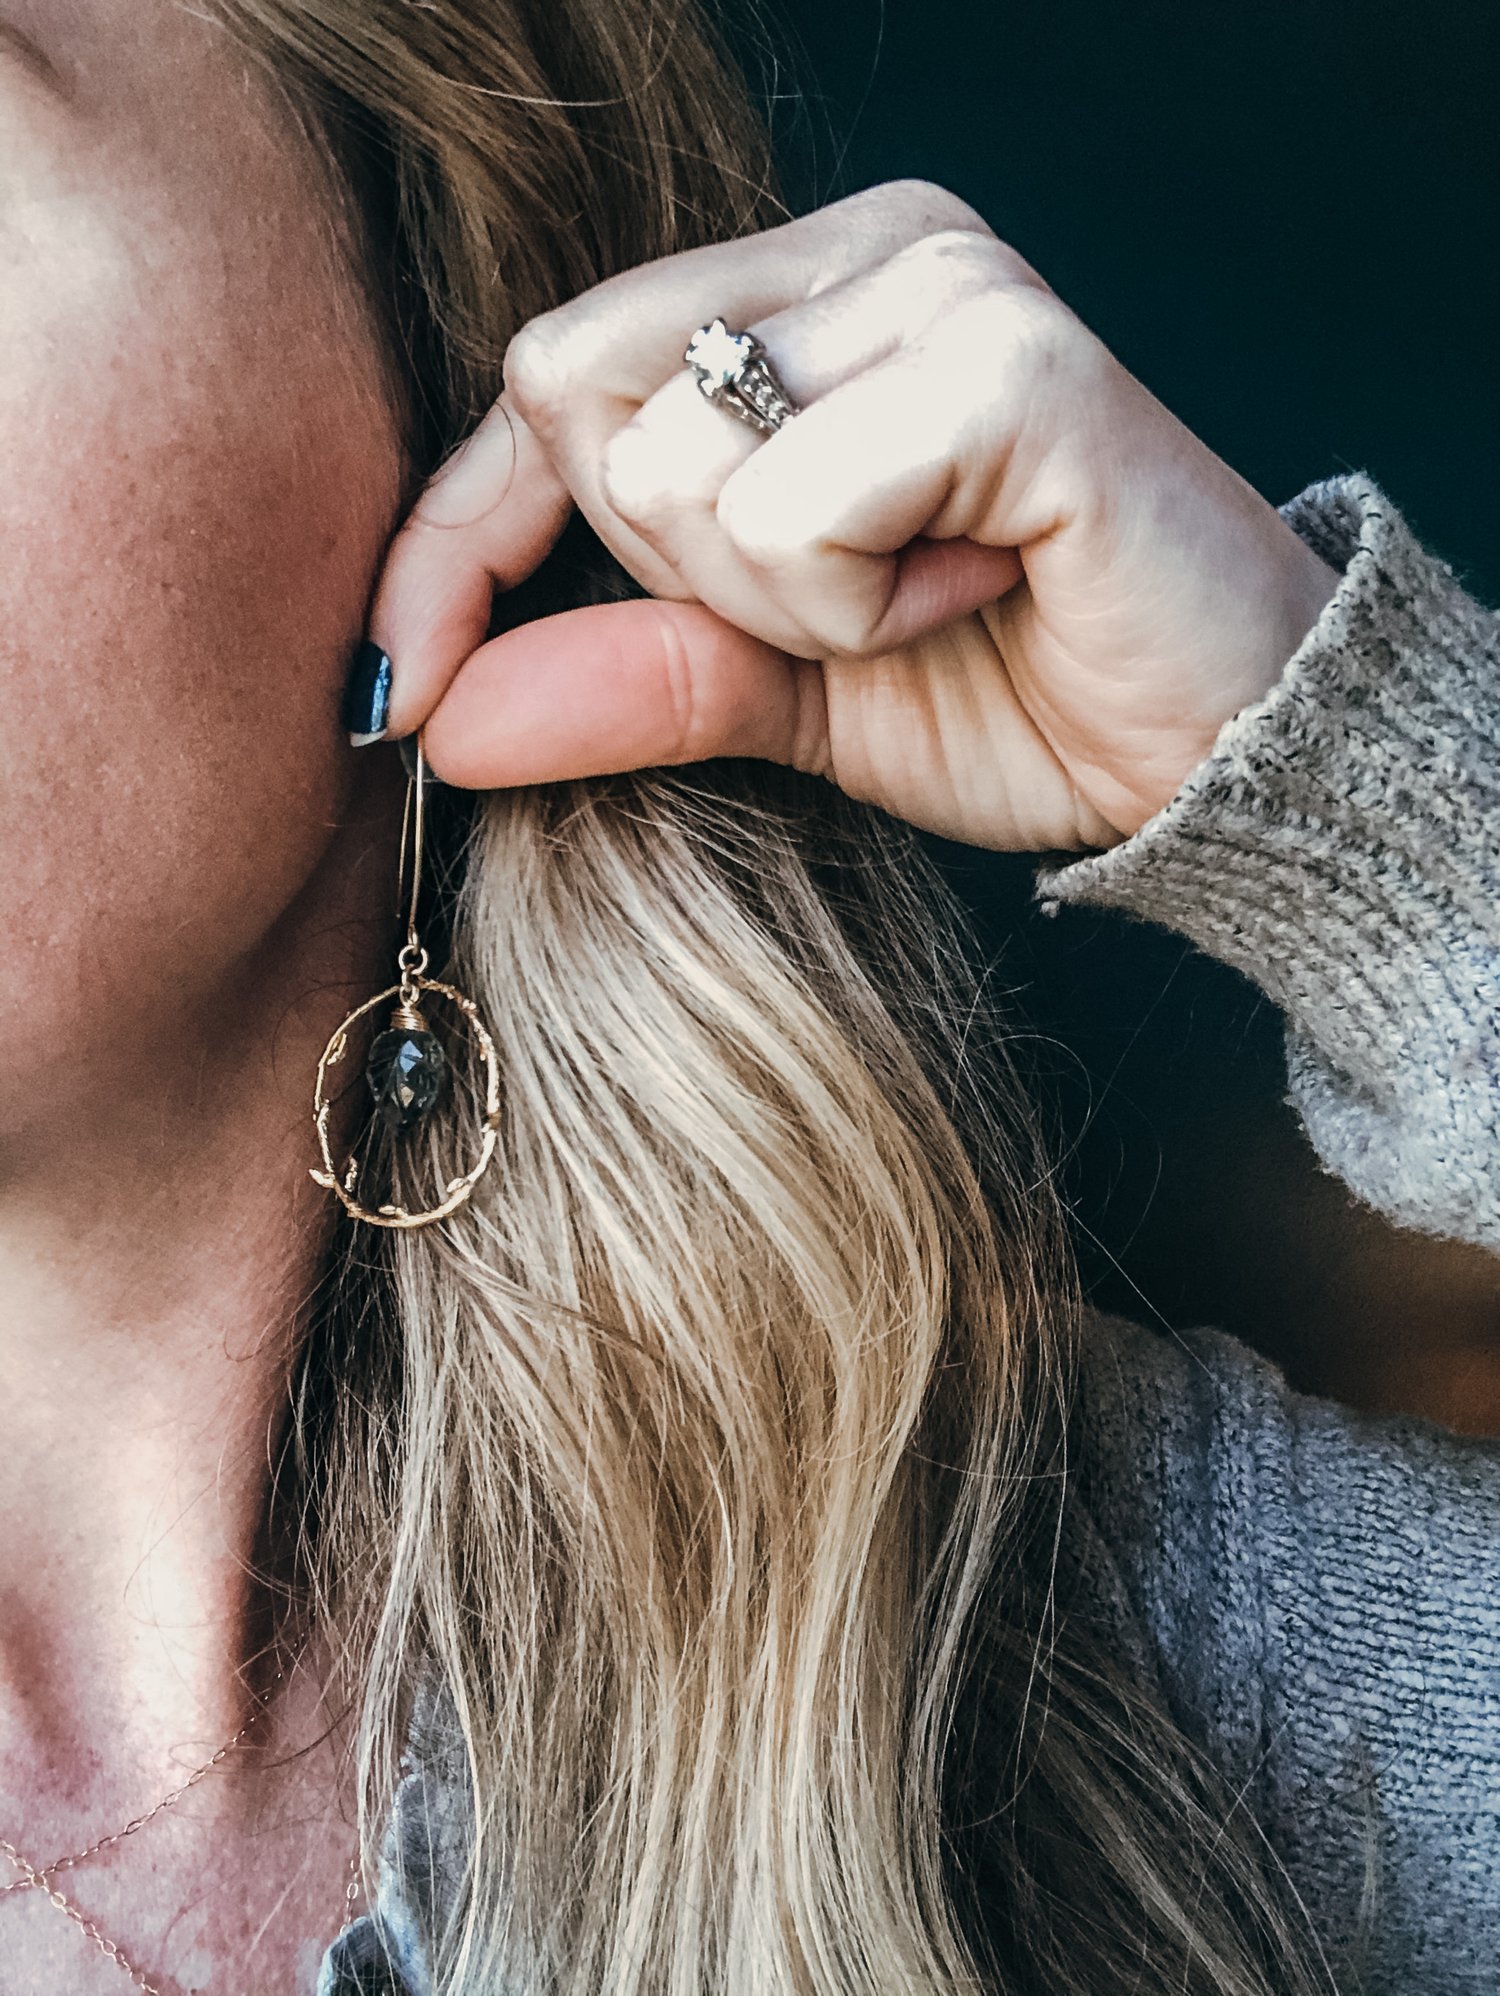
[[0, 6, 410, 1987], [0, 1, 405, 1126]]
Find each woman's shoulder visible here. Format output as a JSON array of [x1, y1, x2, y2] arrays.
[[1075, 1303, 1500, 1543], [1071, 1306, 1500, 1967], [1072, 1306, 1500, 1693]]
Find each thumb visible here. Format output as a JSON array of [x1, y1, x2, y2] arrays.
[[422, 598, 830, 789]]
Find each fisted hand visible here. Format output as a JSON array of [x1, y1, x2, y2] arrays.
[[365, 180, 1339, 850]]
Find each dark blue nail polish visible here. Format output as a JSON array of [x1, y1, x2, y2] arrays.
[[342, 640, 393, 744]]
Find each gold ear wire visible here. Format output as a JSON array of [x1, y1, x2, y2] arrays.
[[395, 731, 429, 958], [391, 734, 431, 1033], [310, 731, 500, 1230]]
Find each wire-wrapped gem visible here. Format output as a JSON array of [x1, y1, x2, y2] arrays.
[[313, 973, 499, 1230], [366, 1019, 447, 1130]]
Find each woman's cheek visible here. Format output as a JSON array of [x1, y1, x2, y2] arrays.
[[0, 135, 405, 1062]]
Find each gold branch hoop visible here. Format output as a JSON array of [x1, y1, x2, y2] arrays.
[[311, 973, 501, 1230]]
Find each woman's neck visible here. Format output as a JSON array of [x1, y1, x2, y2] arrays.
[[0, 1137, 319, 1777], [0, 784, 395, 1840]]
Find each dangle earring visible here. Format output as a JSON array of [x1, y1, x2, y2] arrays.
[[311, 735, 500, 1229]]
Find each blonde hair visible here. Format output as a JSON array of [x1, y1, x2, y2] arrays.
[[220, 3, 1332, 1989]]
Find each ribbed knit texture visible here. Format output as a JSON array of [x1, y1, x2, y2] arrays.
[[1074, 1308, 1500, 1994], [1039, 471, 1500, 1250], [319, 473, 1500, 1995], [1045, 471, 1500, 1995]]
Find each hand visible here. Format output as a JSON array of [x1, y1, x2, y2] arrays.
[[368, 181, 1340, 850]]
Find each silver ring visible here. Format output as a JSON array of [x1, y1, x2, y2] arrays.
[[684, 318, 800, 438]]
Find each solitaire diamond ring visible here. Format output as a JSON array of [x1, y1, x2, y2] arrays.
[[684, 318, 800, 437]]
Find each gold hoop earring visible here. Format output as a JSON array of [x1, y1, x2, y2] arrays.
[[311, 736, 500, 1230]]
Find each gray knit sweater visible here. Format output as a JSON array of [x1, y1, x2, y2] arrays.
[[318, 472, 1500, 1995]]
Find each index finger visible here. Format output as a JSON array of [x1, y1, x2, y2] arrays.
[[367, 396, 573, 738], [366, 181, 997, 743], [504, 180, 995, 419]]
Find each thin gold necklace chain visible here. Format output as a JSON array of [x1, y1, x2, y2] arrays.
[[0, 1844, 160, 1992], [0, 1640, 364, 1993], [0, 1841, 363, 1996], [0, 1647, 298, 1892]]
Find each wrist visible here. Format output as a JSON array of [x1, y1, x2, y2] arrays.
[[1270, 520, 1343, 683], [1135, 513, 1342, 833]]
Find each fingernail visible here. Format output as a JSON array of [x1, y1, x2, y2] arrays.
[[342, 640, 393, 745]]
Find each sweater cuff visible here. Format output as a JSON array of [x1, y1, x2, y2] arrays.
[[1036, 472, 1500, 1248]]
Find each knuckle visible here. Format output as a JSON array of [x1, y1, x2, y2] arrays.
[[715, 470, 798, 570], [502, 311, 581, 431], [599, 424, 675, 531], [951, 283, 1084, 382], [718, 481, 886, 658], [902, 226, 1031, 297], [809, 590, 889, 654], [807, 181, 995, 293], [804, 616, 868, 660], [870, 177, 990, 237], [809, 594, 889, 659]]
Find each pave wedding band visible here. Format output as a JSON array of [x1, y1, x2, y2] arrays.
[[684, 318, 800, 437]]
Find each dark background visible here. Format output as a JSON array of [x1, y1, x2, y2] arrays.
[[741, 1, 1500, 1419]]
